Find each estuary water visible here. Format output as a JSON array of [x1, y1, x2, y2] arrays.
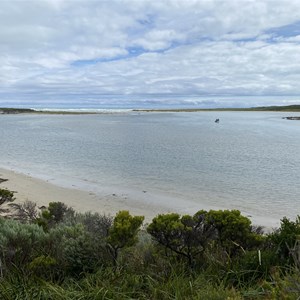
[[0, 111, 299, 224]]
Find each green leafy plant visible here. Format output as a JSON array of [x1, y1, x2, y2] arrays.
[[0, 218, 47, 273], [0, 188, 14, 205], [268, 216, 300, 266], [36, 202, 75, 231], [29, 255, 57, 280], [107, 210, 144, 266], [206, 209, 263, 257], [147, 211, 217, 267]]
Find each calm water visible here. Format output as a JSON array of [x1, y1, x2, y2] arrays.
[[0, 111, 299, 222]]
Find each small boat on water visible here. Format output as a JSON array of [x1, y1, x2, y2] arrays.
[[215, 118, 219, 123]]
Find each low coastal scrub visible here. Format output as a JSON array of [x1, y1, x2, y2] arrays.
[[0, 188, 300, 299]]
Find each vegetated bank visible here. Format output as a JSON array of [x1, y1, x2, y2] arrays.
[[0, 185, 299, 299], [134, 104, 300, 112], [2, 104, 300, 115], [0, 108, 36, 114]]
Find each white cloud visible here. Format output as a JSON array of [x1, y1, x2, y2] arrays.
[[1, 0, 300, 107], [133, 29, 185, 51]]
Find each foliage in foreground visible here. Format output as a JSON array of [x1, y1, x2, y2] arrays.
[[0, 196, 299, 299]]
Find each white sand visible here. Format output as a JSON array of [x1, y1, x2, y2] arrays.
[[0, 167, 280, 230], [0, 167, 174, 222]]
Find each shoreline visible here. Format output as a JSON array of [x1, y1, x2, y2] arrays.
[[0, 167, 281, 231], [2, 104, 300, 115], [0, 167, 183, 223]]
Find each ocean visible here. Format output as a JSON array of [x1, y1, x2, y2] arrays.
[[1, 110, 299, 224]]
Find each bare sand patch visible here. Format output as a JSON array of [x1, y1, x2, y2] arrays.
[[0, 167, 280, 230]]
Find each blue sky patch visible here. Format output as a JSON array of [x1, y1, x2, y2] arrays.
[[266, 21, 300, 38]]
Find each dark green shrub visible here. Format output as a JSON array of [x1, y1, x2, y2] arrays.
[[107, 210, 144, 266], [147, 211, 217, 268], [0, 217, 47, 272], [268, 216, 300, 267], [0, 188, 14, 206], [77, 211, 112, 238], [206, 210, 263, 257], [44, 223, 109, 278], [35, 202, 75, 231], [28, 255, 57, 280]]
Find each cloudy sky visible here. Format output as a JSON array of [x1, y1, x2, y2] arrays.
[[1, 0, 300, 108]]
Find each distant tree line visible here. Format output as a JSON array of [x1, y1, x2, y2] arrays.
[[0, 108, 35, 114]]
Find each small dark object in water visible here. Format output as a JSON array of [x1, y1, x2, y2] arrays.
[[215, 118, 220, 123], [283, 116, 300, 120], [0, 178, 8, 184]]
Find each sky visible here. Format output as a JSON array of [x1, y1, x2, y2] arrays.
[[1, 0, 300, 108]]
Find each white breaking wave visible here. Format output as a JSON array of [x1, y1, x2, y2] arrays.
[[31, 108, 134, 113]]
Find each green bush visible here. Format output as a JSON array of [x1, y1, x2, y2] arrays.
[[206, 209, 263, 257], [35, 202, 75, 231], [29, 255, 57, 280], [42, 223, 110, 278], [147, 211, 217, 267], [0, 217, 47, 272], [75, 211, 112, 239], [0, 196, 298, 299], [0, 188, 14, 206], [107, 210, 144, 266], [268, 216, 300, 267]]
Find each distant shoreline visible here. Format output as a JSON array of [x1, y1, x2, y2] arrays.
[[134, 104, 300, 112], [1, 104, 300, 115], [0, 108, 99, 115]]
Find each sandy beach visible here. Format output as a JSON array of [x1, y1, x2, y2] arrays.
[[0, 167, 280, 230], [0, 167, 180, 222]]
